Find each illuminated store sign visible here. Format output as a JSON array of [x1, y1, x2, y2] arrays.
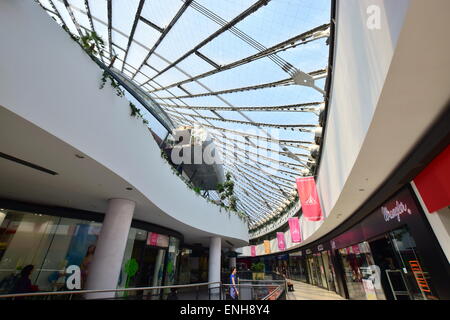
[[382, 201, 412, 222]]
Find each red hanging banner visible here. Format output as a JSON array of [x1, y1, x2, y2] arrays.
[[296, 177, 323, 221], [251, 245, 256, 257], [288, 217, 302, 243], [277, 232, 286, 251]]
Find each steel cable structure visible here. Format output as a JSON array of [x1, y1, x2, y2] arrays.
[[36, 0, 331, 228]]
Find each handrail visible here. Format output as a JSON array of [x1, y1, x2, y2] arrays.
[[221, 284, 282, 287], [238, 279, 285, 283], [261, 285, 284, 300], [0, 281, 221, 299]]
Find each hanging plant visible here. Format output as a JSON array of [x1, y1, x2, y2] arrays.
[[80, 31, 104, 56], [100, 70, 125, 97]]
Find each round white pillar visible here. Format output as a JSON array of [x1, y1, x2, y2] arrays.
[[229, 256, 237, 270], [85, 198, 135, 299], [208, 237, 221, 289], [0, 211, 6, 227]]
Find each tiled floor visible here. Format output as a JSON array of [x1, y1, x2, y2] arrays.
[[286, 280, 346, 300]]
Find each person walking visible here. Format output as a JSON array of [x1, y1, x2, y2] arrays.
[[229, 267, 239, 300]]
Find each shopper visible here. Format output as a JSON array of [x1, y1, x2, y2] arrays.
[[11, 265, 38, 296], [229, 267, 239, 300], [167, 287, 178, 300], [80, 245, 96, 289]]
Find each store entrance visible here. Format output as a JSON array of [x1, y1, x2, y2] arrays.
[[368, 227, 438, 300], [369, 236, 401, 300], [127, 238, 166, 297]]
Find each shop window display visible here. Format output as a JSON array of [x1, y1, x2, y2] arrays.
[[338, 241, 383, 300], [0, 210, 101, 293], [117, 230, 174, 299], [338, 226, 438, 300], [321, 251, 338, 293], [288, 252, 308, 282]]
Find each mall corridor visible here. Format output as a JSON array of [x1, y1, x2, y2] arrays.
[[286, 280, 345, 301], [0, 0, 449, 306]]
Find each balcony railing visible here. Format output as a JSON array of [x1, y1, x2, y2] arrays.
[[0, 279, 286, 301]]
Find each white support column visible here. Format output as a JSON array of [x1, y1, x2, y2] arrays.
[[0, 211, 6, 227], [208, 236, 221, 287], [85, 198, 135, 299], [229, 248, 237, 270]]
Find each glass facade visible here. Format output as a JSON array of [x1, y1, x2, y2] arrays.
[[177, 248, 209, 285], [0, 209, 102, 293], [338, 226, 438, 300], [288, 252, 308, 282], [321, 250, 338, 293], [0, 208, 181, 296]]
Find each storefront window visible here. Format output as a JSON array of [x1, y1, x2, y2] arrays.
[[177, 248, 209, 284], [161, 237, 180, 298], [116, 229, 172, 299], [314, 253, 328, 289], [338, 226, 438, 300], [369, 227, 438, 300], [0, 209, 181, 297], [288, 252, 308, 282], [321, 251, 337, 293], [0, 210, 101, 293], [339, 241, 383, 300]]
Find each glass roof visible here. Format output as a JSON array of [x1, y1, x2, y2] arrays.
[[36, 0, 331, 228]]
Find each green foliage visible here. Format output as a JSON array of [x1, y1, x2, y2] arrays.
[[217, 172, 236, 210], [193, 187, 201, 194], [80, 31, 104, 56], [251, 262, 265, 273], [100, 70, 125, 97]]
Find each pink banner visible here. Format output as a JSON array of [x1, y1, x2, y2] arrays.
[[277, 232, 286, 251], [251, 245, 256, 257], [288, 217, 302, 243], [296, 177, 323, 221], [147, 232, 159, 246]]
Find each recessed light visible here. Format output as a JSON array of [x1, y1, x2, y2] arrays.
[[359, 189, 365, 192], [126, 187, 133, 191]]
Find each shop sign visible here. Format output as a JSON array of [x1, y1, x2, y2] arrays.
[[147, 232, 169, 248], [317, 244, 324, 252], [296, 177, 324, 221], [382, 201, 412, 223], [306, 249, 312, 255]]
